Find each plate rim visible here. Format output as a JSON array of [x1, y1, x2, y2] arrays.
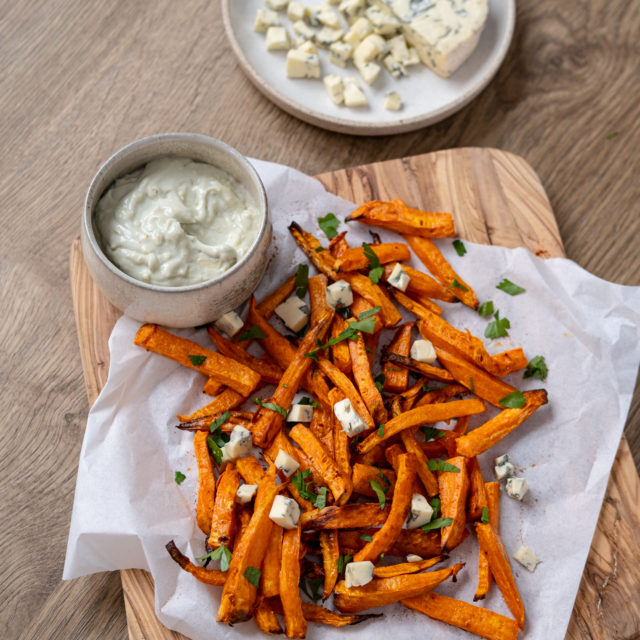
[[221, 0, 516, 136]]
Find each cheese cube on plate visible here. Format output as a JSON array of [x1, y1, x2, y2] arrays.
[[513, 545, 542, 572], [505, 477, 529, 501], [406, 554, 423, 562], [292, 19, 316, 42], [365, 5, 401, 36], [287, 1, 307, 21], [266, 26, 291, 51], [316, 26, 345, 47], [254, 9, 281, 33], [344, 17, 373, 48], [326, 279, 353, 308], [275, 296, 309, 331], [286, 49, 321, 78], [410, 339, 436, 364], [406, 493, 433, 529], [236, 484, 258, 504], [339, 0, 366, 23], [220, 425, 253, 463], [383, 54, 407, 79], [309, 5, 341, 29], [345, 560, 374, 588], [494, 453, 515, 480], [214, 311, 244, 338], [343, 79, 368, 107], [298, 39, 318, 54], [353, 33, 386, 66], [329, 41, 352, 67], [287, 403, 314, 422], [274, 449, 300, 477], [269, 494, 301, 529], [356, 60, 381, 85], [387, 262, 409, 289], [324, 74, 344, 104], [333, 397, 367, 436], [265, 0, 289, 9]]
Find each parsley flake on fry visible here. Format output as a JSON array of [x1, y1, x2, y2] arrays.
[[427, 459, 460, 473], [209, 411, 231, 432], [314, 487, 327, 509], [336, 554, 352, 575], [358, 305, 381, 320], [318, 212, 340, 239], [481, 507, 490, 524], [197, 545, 232, 571], [206, 436, 223, 466], [362, 242, 384, 284], [377, 423, 385, 437], [360, 533, 373, 542], [422, 427, 445, 441], [448, 278, 469, 292], [497, 278, 526, 295], [369, 479, 386, 509], [237, 325, 267, 342], [244, 566, 261, 588], [421, 516, 453, 532], [255, 399, 288, 418], [499, 390, 526, 408], [188, 354, 206, 366], [295, 264, 309, 299]]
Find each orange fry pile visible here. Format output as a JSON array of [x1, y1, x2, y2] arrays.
[[134, 199, 548, 640]]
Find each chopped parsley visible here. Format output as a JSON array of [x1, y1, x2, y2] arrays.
[[469, 376, 475, 393], [377, 423, 385, 437], [421, 516, 453, 533], [295, 264, 309, 299], [497, 278, 526, 296], [481, 507, 490, 524], [237, 325, 267, 342], [188, 354, 206, 366], [209, 411, 231, 433], [174, 471, 186, 485], [299, 577, 323, 603], [314, 487, 328, 509], [524, 355, 548, 381], [255, 399, 288, 418], [297, 396, 318, 408], [362, 242, 384, 284], [478, 301, 494, 317], [484, 310, 510, 339], [244, 566, 261, 588], [374, 373, 385, 393], [207, 436, 224, 466], [499, 390, 526, 409], [427, 459, 460, 473], [448, 278, 469, 292], [336, 554, 353, 575], [197, 545, 232, 571], [360, 533, 373, 542], [452, 239, 467, 256], [304, 311, 378, 360], [430, 497, 441, 518], [358, 305, 381, 320], [369, 479, 386, 510], [421, 427, 445, 441], [318, 212, 340, 239]]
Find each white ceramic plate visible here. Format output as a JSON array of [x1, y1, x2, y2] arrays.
[[222, 0, 515, 136]]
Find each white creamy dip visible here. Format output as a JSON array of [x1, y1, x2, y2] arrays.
[[95, 157, 261, 286]]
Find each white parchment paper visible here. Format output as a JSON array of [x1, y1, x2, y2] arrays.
[[64, 159, 640, 639]]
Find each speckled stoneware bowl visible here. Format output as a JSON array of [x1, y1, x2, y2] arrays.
[[82, 133, 271, 328]]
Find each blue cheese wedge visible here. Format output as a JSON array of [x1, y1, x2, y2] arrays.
[[324, 74, 345, 104], [513, 545, 542, 572], [387, 262, 409, 288], [326, 279, 353, 308], [343, 79, 368, 107], [345, 560, 375, 587], [505, 477, 529, 501], [214, 311, 244, 338], [269, 494, 301, 529], [286, 47, 321, 76], [410, 339, 437, 363], [329, 41, 353, 67], [383, 54, 407, 78], [274, 449, 300, 477], [406, 493, 433, 529], [365, 5, 401, 36], [333, 397, 367, 436], [356, 60, 381, 84], [339, 0, 367, 23], [266, 26, 291, 51], [220, 425, 253, 463], [344, 17, 374, 48], [275, 296, 309, 331], [494, 453, 515, 480], [353, 33, 387, 66], [287, 403, 314, 422], [236, 484, 258, 504], [287, 1, 307, 21], [316, 26, 345, 47], [254, 8, 281, 33]]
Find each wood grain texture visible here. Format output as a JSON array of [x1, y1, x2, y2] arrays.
[[1, 0, 638, 639], [69, 149, 640, 639]]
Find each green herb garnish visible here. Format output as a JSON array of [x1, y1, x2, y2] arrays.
[[244, 566, 261, 588], [358, 306, 381, 320], [448, 278, 469, 292], [427, 459, 460, 473], [360, 533, 373, 542], [484, 310, 510, 339], [188, 354, 206, 366], [210, 411, 231, 433], [377, 423, 385, 437], [369, 479, 386, 510], [207, 436, 224, 466], [174, 471, 186, 485], [255, 400, 288, 418], [362, 242, 384, 284], [299, 577, 323, 603], [295, 264, 309, 299], [430, 497, 441, 518], [374, 373, 385, 393], [481, 507, 490, 524], [237, 325, 267, 342], [421, 427, 445, 441], [318, 213, 340, 239], [478, 301, 494, 317], [524, 355, 548, 381], [469, 376, 475, 393], [197, 545, 232, 571], [452, 239, 466, 256], [499, 391, 526, 409], [336, 554, 353, 575], [314, 487, 327, 509], [497, 278, 525, 296], [298, 396, 318, 408], [421, 517, 453, 533]]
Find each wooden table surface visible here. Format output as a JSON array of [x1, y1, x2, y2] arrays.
[[1, 1, 638, 639]]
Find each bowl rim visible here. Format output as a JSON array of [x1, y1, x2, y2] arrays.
[[83, 132, 269, 293]]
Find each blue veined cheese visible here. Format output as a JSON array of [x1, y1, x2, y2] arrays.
[[266, 26, 291, 51], [308, 4, 341, 29], [220, 425, 253, 463], [298, 39, 319, 54], [513, 545, 542, 572], [406, 493, 433, 529], [287, 403, 314, 422], [343, 79, 368, 107], [329, 41, 353, 67], [387, 262, 410, 288], [494, 453, 515, 480], [353, 33, 387, 67], [365, 5, 401, 36], [339, 0, 367, 23], [265, 0, 289, 10], [275, 296, 309, 331], [236, 484, 258, 504], [326, 279, 353, 308], [383, 54, 407, 78], [254, 8, 281, 33], [316, 26, 345, 47], [292, 19, 316, 41], [406, 554, 423, 562], [376, 0, 489, 77], [410, 339, 437, 363], [356, 60, 381, 85], [384, 90, 403, 110], [333, 397, 367, 436], [323, 74, 345, 103], [214, 311, 244, 337], [286, 49, 321, 78], [345, 560, 374, 587], [287, 1, 307, 21], [269, 494, 301, 529], [344, 17, 374, 48], [505, 476, 529, 501], [274, 449, 300, 477]]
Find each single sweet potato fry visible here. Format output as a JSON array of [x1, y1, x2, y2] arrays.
[[383, 351, 454, 384], [373, 555, 445, 578], [176, 411, 253, 433], [358, 398, 486, 454], [235, 507, 252, 547], [337, 243, 411, 272], [438, 456, 470, 551], [300, 503, 390, 530], [383, 323, 414, 393], [455, 390, 548, 457], [347, 199, 455, 239], [467, 457, 488, 521], [476, 522, 525, 629], [280, 524, 307, 639], [269, 599, 382, 627], [194, 431, 216, 535], [217, 468, 279, 624], [415, 384, 468, 408], [475, 481, 501, 601], [236, 455, 266, 485], [320, 530, 340, 598], [402, 591, 520, 640], [354, 453, 417, 562], [341, 272, 402, 327], [289, 222, 340, 279], [165, 541, 226, 586], [435, 346, 518, 408], [334, 563, 464, 613], [388, 288, 447, 322], [329, 388, 352, 488], [308, 274, 330, 326], [491, 348, 528, 376], [261, 524, 283, 598], [178, 388, 246, 421], [352, 463, 396, 497], [134, 324, 261, 396], [208, 463, 241, 549], [310, 400, 334, 457], [386, 263, 457, 303], [350, 295, 384, 334], [330, 315, 352, 374], [339, 528, 441, 558], [254, 596, 283, 635], [403, 234, 477, 308], [289, 423, 350, 503], [400, 429, 439, 497], [329, 231, 350, 259]]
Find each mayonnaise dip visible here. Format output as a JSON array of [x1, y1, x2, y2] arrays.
[[94, 157, 261, 286]]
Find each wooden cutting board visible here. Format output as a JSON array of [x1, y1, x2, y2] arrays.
[[70, 148, 640, 639]]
